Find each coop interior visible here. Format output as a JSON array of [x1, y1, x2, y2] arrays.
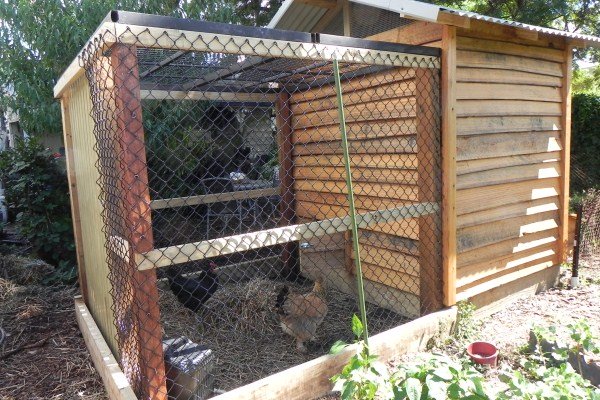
[[81, 23, 443, 399]]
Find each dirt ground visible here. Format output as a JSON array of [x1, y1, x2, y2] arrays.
[[0, 256, 106, 400], [1, 254, 598, 400]]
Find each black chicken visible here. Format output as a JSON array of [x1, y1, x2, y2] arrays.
[[167, 263, 219, 312]]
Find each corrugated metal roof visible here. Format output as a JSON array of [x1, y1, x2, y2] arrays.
[[270, 0, 600, 47], [440, 7, 600, 46]]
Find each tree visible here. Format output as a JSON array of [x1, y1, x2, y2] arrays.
[[0, 0, 281, 138]]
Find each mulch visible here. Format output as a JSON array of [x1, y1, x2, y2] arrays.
[[0, 256, 105, 400]]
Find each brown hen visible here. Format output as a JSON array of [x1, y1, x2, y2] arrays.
[[275, 278, 328, 353]]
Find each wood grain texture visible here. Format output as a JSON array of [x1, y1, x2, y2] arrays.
[[457, 131, 561, 161], [456, 36, 564, 62], [441, 26, 458, 306], [457, 50, 563, 77], [60, 94, 88, 302], [558, 47, 573, 262], [75, 298, 137, 400], [110, 44, 167, 400]]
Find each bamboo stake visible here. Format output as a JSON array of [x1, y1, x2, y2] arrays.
[[333, 59, 369, 344]]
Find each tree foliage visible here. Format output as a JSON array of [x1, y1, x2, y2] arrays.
[[0, 0, 281, 137]]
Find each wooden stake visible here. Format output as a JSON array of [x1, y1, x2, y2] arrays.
[[559, 46, 573, 262]]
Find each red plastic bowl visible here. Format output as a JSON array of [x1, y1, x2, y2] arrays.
[[467, 341, 498, 366]]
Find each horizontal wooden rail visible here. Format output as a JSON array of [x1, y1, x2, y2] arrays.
[[150, 187, 280, 210], [136, 202, 439, 270], [140, 89, 277, 103]]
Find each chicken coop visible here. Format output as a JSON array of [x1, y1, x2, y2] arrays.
[[54, 3, 599, 400]]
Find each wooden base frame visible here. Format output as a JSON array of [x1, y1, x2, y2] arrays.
[[74, 297, 137, 400], [77, 296, 455, 400]]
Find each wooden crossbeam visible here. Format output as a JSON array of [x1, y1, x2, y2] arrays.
[[150, 187, 280, 210], [140, 89, 277, 103], [136, 202, 439, 270]]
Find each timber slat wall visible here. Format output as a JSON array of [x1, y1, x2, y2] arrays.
[[453, 31, 565, 300], [290, 68, 423, 314], [67, 76, 119, 354]]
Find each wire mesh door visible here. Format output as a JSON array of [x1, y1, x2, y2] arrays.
[[80, 13, 441, 400]]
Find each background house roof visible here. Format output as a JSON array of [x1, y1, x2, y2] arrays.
[[269, 0, 600, 48]]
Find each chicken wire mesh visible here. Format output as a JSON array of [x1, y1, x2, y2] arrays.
[[79, 13, 441, 399], [574, 189, 600, 282]]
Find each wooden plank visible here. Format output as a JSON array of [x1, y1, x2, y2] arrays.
[[293, 180, 419, 201], [456, 68, 562, 87], [456, 177, 560, 216], [292, 117, 417, 144], [457, 99, 562, 117], [361, 262, 420, 295], [74, 297, 138, 400], [137, 203, 438, 270], [211, 307, 457, 400], [437, 12, 471, 29], [140, 89, 277, 103], [456, 83, 562, 102], [457, 196, 560, 229], [150, 187, 279, 210], [352, 245, 420, 277], [458, 227, 559, 270], [457, 151, 560, 175], [457, 20, 566, 49], [291, 79, 416, 114], [294, 154, 418, 168], [293, 97, 416, 129], [357, 230, 419, 256], [367, 21, 443, 46], [456, 257, 557, 301], [468, 265, 559, 318], [295, 190, 416, 212], [457, 116, 561, 135], [294, 166, 417, 185], [415, 67, 443, 313], [457, 210, 559, 253], [60, 95, 89, 301], [277, 91, 299, 279], [295, 201, 420, 240], [441, 26, 457, 307], [293, 68, 416, 102], [457, 245, 557, 290], [292, 135, 417, 156], [115, 24, 440, 69], [110, 44, 166, 400], [456, 36, 565, 63], [297, 0, 337, 9], [558, 47, 573, 262], [457, 131, 562, 161], [457, 50, 563, 77], [457, 161, 560, 190]]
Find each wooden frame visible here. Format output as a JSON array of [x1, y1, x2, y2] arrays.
[[558, 46, 574, 262], [60, 94, 89, 300], [441, 26, 457, 306], [74, 297, 137, 400], [110, 43, 167, 400], [150, 187, 280, 210], [136, 203, 439, 270]]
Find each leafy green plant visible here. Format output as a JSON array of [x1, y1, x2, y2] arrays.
[[0, 139, 76, 284], [331, 315, 388, 400], [501, 320, 600, 399], [391, 353, 490, 400], [499, 362, 600, 399]]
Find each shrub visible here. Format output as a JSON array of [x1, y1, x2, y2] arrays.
[[571, 93, 600, 193], [0, 139, 76, 283]]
